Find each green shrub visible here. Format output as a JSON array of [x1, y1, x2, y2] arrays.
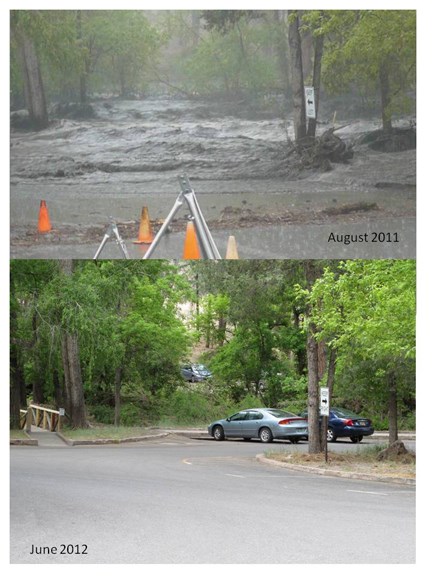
[[89, 405, 115, 424], [398, 411, 416, 431], [281, 400, 308, 415], [235, 394, 263, 411], [120, 403, 147, 426]]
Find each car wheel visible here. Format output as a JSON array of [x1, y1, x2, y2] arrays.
[[350, 436, 363, 443], [327, 428, 337, 442], [259, 427, 273, 443], [213, 425, 225, 441]]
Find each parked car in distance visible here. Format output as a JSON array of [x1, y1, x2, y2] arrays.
[[208, 408, 309, 443], [299, 407, 374, 443], [181, 363, 212, 382]]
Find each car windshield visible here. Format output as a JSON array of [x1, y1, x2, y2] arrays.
[[266, 409, 297, 418], [332, 408, 361, 418], [193, 364, 209, 374]]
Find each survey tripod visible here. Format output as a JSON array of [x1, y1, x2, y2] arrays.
[[142, 175, 221, 260], [93, 217, 130, 260]]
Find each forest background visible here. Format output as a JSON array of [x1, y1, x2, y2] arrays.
[[10, 259, 416, 455], [10, 8, 416, 141]]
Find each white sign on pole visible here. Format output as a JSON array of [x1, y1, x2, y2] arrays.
[[320, 387, 330, 416], [305, 86, 316, 119]]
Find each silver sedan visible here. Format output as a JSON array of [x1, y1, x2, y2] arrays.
[[208, 408, 309, 443]]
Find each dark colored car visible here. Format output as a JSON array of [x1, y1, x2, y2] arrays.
[[181, 363, 212, 382], [300, 407, 374, 443]]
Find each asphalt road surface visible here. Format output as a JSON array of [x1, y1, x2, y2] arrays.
[[10, 436, 415, 564]]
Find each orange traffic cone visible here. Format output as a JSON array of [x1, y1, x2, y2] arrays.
[[133, 206, 154, 244], [225, 235, 239, 259], [37, 200, 52, 233], [182, 221, 201, 259]]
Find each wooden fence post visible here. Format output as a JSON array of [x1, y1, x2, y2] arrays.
[[25, 408, 32, 433]]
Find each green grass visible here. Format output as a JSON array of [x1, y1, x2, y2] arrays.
[[266, 445, 415, 479], [61, 425, 155, 441], [10, 429, 29, 440], [156, 416, 209, 428]]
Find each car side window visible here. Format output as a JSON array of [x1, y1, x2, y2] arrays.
[[230, 412, 247, 421], [247, 411, 263, 420]]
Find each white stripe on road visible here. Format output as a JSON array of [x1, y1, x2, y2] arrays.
[[347, 489, 388, 496], [225, 473, 246, 478]]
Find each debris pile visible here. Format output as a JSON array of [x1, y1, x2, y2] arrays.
[[377, 440, 416, 463], [289, 128, 354, 173], [359, 127, 416, 152]]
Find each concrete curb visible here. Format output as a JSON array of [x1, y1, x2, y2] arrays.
[[56, 431, 170, 446], [10, 438, 38, 446], [10, 431, 38, 446], [373, 432, 416, 441], [256, 454, 416, 486], [164, 430, 209, 439]]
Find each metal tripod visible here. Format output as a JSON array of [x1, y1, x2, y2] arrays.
[[142, 175, 221, 260], [93, 217, 130, 260]]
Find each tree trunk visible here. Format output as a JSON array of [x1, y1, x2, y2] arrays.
[[388, 370, 398, 444], [10, 343, 24, 429], [79, 72, 88, 104], [120, 70, 126, 98], [61, 334, 72, 417], [287, 12, 306, 141], [76, 10, 92, 104], [217, 315, 227, 345], [274, 11, 291, 104], [114, 366, 122, 426], [59, 260, 88, 429], [191, 11, 201, 48], [61, 332, 87, 428], [379, 63, 393, 133], [326, 347, 337, 399], [76, 11, 88, 104], [53, 369, 64, 410], [303, 260, 324, 453], [293, 308, 307, 374], [32, 373, 45, 405], [307, 33, 324, 138], [307, 324, 321, 453], [17, 31, 48, 130], [317, 339, 326, 380], [10, 294, 26, 428]]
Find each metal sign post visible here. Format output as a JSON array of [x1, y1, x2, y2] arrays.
[[320, 387, 330, 463], [93, 218, 130, 260], [142, 174, 221, 260]]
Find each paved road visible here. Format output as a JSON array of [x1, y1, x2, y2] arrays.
[[10, 218, 415, 260], [10, 436, 415, 564]]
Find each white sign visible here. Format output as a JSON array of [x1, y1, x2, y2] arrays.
[[320, 387, 330, 416], [59, 408, 65, 416], [305, 86, 316, 119]]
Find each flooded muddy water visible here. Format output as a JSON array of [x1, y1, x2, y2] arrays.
[[10, 97, 415, 259]]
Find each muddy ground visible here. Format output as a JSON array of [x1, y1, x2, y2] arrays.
[[10, 97, 415, 259]]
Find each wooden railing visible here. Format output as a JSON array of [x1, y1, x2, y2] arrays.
[[20, 404, 63, 432]]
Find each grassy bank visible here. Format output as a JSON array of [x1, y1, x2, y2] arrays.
[[10, 430, 29, 440], [266, 445, 415, 480], [61, 425, 158, 441]]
